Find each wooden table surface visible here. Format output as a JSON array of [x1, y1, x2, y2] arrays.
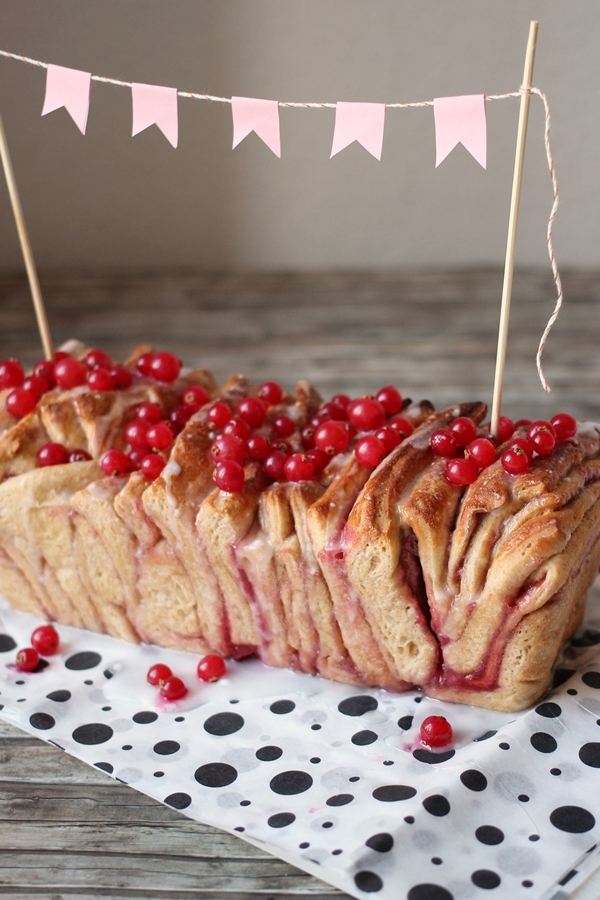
[[1, 267, 599, 900]]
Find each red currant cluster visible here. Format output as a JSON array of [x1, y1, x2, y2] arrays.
[[15, 624, 60, 671], [209, 383, 414, 493], [146, 654, 227, 702], [430, 412, 577, 485], [419, 714, 453, 748], [0, 350, 134, 420]]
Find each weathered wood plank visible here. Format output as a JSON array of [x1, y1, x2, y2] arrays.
[[0, 850, 339, 894]]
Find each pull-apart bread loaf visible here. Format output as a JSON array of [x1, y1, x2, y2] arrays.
[[0, 342, 599, 711]]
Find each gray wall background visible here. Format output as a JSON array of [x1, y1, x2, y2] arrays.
[[0, 0, 598, 271]]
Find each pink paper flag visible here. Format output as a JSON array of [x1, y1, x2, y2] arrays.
[[330, 102, 386, 160], [131, 83, 178, 148], [41, 64, 91, 134], [232, 97, 281, 158], [434, 94, 487, 169]]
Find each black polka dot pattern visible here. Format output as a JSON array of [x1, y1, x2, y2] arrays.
[[132, 711, 158, 724], [0, 634, 17, 652], [268, 812, 295, 828], [550, 805, 596, 833], [72, 723, 113, 745], [65, 651, 101, 670], [4, 597, 600, 900], [203, 712, 244, 736], [269, 770, 313, 795], [337, 695, 378, 716], [164, 792, 192, 809]]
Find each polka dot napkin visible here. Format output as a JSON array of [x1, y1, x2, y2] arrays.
[[2, 585, 600, 900]]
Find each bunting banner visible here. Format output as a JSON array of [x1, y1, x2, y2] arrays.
[[433, 94, 487, 169], [330, 101, 386, 160], [41, 63, 91, 135], [131, 82, 178, 148], [231, 96, 281, 157]]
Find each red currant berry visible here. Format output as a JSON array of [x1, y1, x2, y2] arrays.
[[135, 353, 155, 377], [16, 647, 40, 672], [85, 349, 112, 370], [136, 402, 163, 424], [430, 429, 457, 457], [214, 459, 245, 493], [320, 401, 347, 421], [309, 414, 328, 430], [33, 360, 56, 389], [527, 420, 556, 456], [258, 381, 283, 406], [37, 442, 69, 467], [146, 421, 174, 451], [111, 365, 132, 389], [207, 402, 232, 429], [197, 654, 227, 682], [348, 398, 386, 432], [23, 375, 49, 398], [419, 715, 453, 748], [355, 435, 386, 467], [237, 396, 267, 428], [127, 449, 144, 470], [272, 415, 295, 437], [147, 663, 172, 686], [301, 425, 316, 450], [306, 448, 330, 475], [315, 420, 349, 456], [374, 425, 401, 453], [501, 446, 530, 475], [514, 418, 532, 429], [69, 449, 92, 463], [54, 357, 87, 390], [182, 385, 210, 411], [223, 417, 252, 441], [211, 433, 246, 464], [150, 352, 181, 384], [31, 624, 59, 656], [271, 439, 292, 456], [465, 437, 495, 469], [331, 394, 351, 412], [6, 387, 37, 418], [169, 405, 192, 434], [507, 437, 534, 460], [0, 359, 24, 390], [247, 434, 270, 459], [53, 350, 70, 362], [388, 416, 414, 440], [160, 675, 188, 701], [446, 457, 478, 485], [550, 413, 577, 441], [140, 453, 166, 480], [497, 416, 515, 443], [125, 419, 150, 449], [284, 453, 315, 482], [100, 448, 130, 476], [450, 416, 477, 447], [376, 385, 403, 415], [87, 367, 118, 392], [262, 450, 287, 481]]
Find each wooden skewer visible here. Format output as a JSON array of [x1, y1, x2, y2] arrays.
[[0, 110, 53, 360], [490, 20, 538, 438]]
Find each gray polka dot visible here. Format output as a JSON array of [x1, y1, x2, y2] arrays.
[[320, 767, 362, 791], [412, 830, 440, 852], [221, 748, 260, 773], [109, 718, 134, 733], [216, 792, 245, 808], [301, 709, 327, 725], [115, 768, 143, 785], [494, 771, 536, 803], [497, 847, 541, 876]]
